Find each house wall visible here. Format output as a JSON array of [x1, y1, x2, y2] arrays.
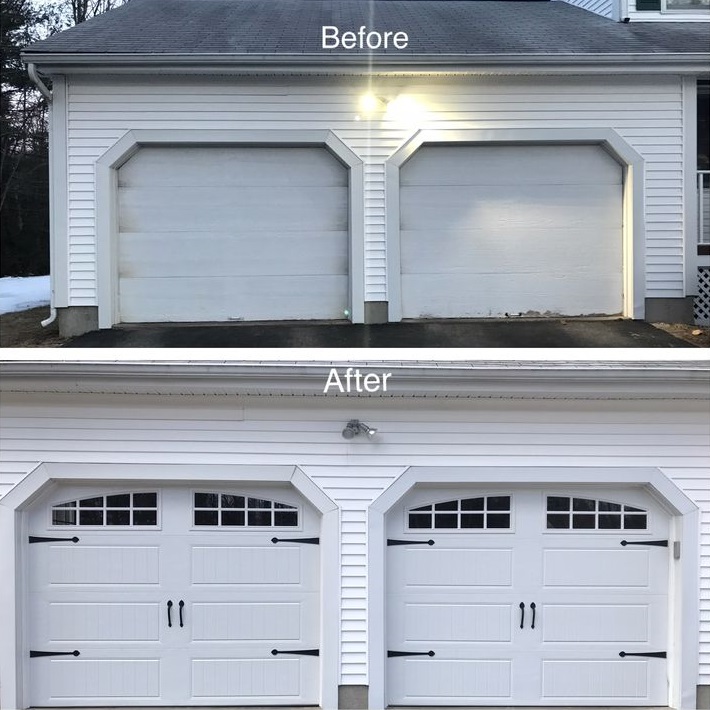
[[0, 392, 708, 688], [556, 0, 710, 20], [627, 0, 710, 21], [59, 74, 687, 311], [555, 0, 615, 20]]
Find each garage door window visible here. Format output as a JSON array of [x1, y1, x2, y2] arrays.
[[51, 492, 158, 526], [193, 492, 299, 527], [408, 495, 511, 529], [546, 495, 648, 530]]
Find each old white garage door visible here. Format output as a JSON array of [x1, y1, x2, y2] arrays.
[[117, 146, 349, 323], [399, 145, 623, 318], [387, 487, 670, 706], [28, 485, 320, 706]]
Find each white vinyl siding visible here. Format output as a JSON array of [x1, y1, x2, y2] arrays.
[[1, 395, 708, 686], [555, 0, 615, 19], [63, 74, 685, 308]]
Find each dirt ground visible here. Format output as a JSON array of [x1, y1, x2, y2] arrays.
[[652, 322, 710, 348], [0, 307, 708, 349], [0, 307, 68, 348]]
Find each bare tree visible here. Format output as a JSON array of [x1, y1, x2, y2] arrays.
[[69, 0, 125, 25]]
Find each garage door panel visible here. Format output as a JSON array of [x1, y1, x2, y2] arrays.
[[400, 227, 621, 274], [403, 548, 513, 587], [191, 602, 301, 641], [48, 545, 161, 586], [119, 186, 348, 233], [400, 184, 622, 231], [48, 602, 161, 642], [401, 273, 622, 318], [45, 658, 161, 699], [120, 274, 348, 322], [401, 145, 622, 187], [403, 603, 512, 642], [120, 230, 348, 279], [191, 657, 303, 700], [393, 658, 513, 701], [542, 604, 649, 643], [541, 659, 649, 699], [544, 549, 650, 588], [118, 147, 348, 188]]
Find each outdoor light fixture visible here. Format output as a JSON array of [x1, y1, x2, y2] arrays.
[[342, 420, 378, 439], [359, 93, 387, 114]]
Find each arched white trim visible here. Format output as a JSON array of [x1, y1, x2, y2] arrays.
[[367, 466, 698, 710], [95, 129, 365, 328], [0, 463, 339, 710], [385, 128, 645, 321]]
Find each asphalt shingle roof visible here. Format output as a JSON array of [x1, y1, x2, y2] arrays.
[[23, 0, 710, 57]]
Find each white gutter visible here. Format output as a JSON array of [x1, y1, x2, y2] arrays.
[[28, 62, 52, 100], [27, 63, 56, 328], [20, 51, 710, 72]]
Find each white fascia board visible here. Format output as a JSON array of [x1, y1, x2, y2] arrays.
[[0, 362, 707, 399], [20, 52, 710, 75]]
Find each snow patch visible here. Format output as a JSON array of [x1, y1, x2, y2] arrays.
[[0, 276, 50, 315]]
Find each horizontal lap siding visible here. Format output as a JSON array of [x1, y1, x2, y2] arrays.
[[557, 0, 614, 18], [66, 75, 684, 306], [1, 396, 708, 685]]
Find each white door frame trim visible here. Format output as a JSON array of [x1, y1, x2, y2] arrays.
[[95, 128, 366, 328], [367, 466, 698, 710], [385, 128, 645, 321], [0, 462, 340, 710]]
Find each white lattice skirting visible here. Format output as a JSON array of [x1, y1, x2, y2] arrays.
[[694, 267, 710, 325]]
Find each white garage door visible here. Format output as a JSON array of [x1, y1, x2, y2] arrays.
[[28, 485, 320, 706], [118, 146, 349, 323], [399, 145, 623, 318], [387, 487, 669, 706]]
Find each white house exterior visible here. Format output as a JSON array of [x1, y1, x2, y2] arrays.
[[0, 360, 708, 710], [21, 0, 710, 336]]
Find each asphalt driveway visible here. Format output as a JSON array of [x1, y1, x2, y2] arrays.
[[64, 319, 693, 348]]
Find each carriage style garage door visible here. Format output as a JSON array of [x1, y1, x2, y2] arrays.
[[399, 145, 623, 319], [28, 485, 320, 706], [387, 486, 669, 706], [117, 146, 349, 323]]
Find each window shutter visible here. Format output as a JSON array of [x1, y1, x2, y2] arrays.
[[636, 0, 661, 10]]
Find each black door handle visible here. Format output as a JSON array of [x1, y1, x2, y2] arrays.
[[519, 602, 525, 629], [530, 602, 536, 629], [179, 600, 185, 628], [167, 600, 173, 628]]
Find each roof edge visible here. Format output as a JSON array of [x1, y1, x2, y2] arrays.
[[20, 51, 710, 75], [0, 361, 707, 400]]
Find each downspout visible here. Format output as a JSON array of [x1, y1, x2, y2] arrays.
[[27, 63, 57, 327]]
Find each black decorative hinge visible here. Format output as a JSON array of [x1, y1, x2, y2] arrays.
[[619, 651, 667, 658], [387, 539, 435, 546], [30, 650, 80, 658], [620, 540, 668, 547], [271, 648, 319, 656], [270, 537, 319, 545], [388, 650, 435, 658], [29, 536, 79, 544]]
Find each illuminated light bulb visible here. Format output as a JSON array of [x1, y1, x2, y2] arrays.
[[360, 93, 380, 113]]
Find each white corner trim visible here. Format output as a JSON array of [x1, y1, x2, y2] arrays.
[[367, 466, 698, 710], [385, 127, 646, 321], [0, 462, 340, 710], [95, 129, 366, 328], [682, 77, 699, 296]]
